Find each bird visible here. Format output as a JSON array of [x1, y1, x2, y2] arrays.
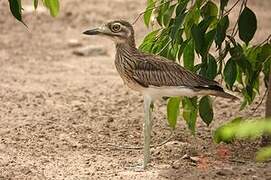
[[83, 20, 238, 170]]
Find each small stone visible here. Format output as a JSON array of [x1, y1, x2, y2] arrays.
[[71, 100, 82, 107], [181, 154, 199, 163], [73, 45, 107, 57], [107, 117, 114, 123], [247, 168, 256, 173], [216, 168, 234, 176], [65, 11, 73, 17], [67, 39, 82, 47], [181, 154, 189, 159], [252, 175, 258, 180], [190, 156, 200, 163], [172, 160, 181, 169]]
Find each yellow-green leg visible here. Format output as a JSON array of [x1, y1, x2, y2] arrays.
[[143, 95, 153, 169]]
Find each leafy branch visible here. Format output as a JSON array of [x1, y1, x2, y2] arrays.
[[8, 0, 60, 25], [133, 0, 176, 25], [140, 0, 271, 133]]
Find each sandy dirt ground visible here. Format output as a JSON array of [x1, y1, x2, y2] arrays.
[[0, 0, 271, 179]]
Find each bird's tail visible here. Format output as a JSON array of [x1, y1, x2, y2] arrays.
[[211, 90, 239, 100]]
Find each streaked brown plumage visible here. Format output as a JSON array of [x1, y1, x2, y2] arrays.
[[108, 20, 236, 100], [116, 43, 219, 89], [83, 20, 238, 170]]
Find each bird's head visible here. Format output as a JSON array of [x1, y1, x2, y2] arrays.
[[83, 20, 135, 47]]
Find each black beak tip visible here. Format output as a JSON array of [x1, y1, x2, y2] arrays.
[[83, 29, 99, 35], [82, 30, 91, 35]]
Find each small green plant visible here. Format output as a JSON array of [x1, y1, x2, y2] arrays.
[[8, 0, 60, 25], [214, 118, 271, 161], [140, 0, 271, 132]]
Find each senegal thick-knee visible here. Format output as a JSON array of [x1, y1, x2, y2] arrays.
[[83, 20, 237, 169]]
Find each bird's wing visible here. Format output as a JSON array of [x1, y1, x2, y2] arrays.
[[132, 53, 223, 91]]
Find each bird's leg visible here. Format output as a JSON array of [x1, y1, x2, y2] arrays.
[[143, 95, 153, 169]]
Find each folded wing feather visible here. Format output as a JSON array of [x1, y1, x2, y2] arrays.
[[132, 53, 224, 92]]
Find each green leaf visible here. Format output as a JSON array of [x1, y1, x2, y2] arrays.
[[249, 70, 260, 98], [198, 16, 216, 33], [203, 29, 216, 56], [245, 46, 263, 69], [183, 40, 195, 71], [214, 117, 271, 161], [206, 54, 217, 80], [236, 65, 243, 85], [200, 54, 217, 79], [8, 0, 25, 25], [213, 117, 243, 143], [139, 29, 160, 52], [156, 0, 170, 27], [167, 97, 181, 129], [235, 120, 266, 139], [199, 96, 213, 126], [194, 64, 202, 73], [191, 17, 215, 58], [140, 29, 159, 42], [163, 4, 176, 27], [154, 34, 171, 57], [258, 43, 271, 62], [43, 0, 60, 17], [201, 1, 218, 19], [184, 7, 200, 38], [170, 8, 185, 42], [246, 84, 255, 103], [238, 7, 257, 45], [178, 39, 189, 61], [34, 0, 39, 9], [139, 42, 153, 53], [263, 58, 271, 87], [176, 0, 189, 16], [191, 24, 204, 55], [224, 58, 237, 89], [256, 146, 271, 162], [229, 43, 243, 59], [169, 43, 180, 61], [235, 56, 253, 79], [182, 97, 198, 134], [170, 23, 184, 44], [241, 86, 253, 104], [196, 0, 205, 7], [240, 99, 247, 111], [215, 15, 229, 48], [144, 0, 154, 27]]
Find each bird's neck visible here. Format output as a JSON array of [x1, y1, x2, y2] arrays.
[[116, 40, 139, 56], [115, 35, 138, 52]]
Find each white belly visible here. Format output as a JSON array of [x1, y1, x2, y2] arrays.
[[141, 86, 199, 99]]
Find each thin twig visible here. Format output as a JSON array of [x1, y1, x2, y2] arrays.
[[231, 0, 246, 37], [251, 89, 268, 116], [259, 34, 271, 46], [132, 0, 176, 25], [106, 129, 174, 150], [224, 0, 242, 15], [229, 158, 246, 164]]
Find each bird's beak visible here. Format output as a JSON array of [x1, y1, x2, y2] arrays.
[[83, 28, 101, 35]]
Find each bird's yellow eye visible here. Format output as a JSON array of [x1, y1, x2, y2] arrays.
[[111, 23, 121, 32]]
